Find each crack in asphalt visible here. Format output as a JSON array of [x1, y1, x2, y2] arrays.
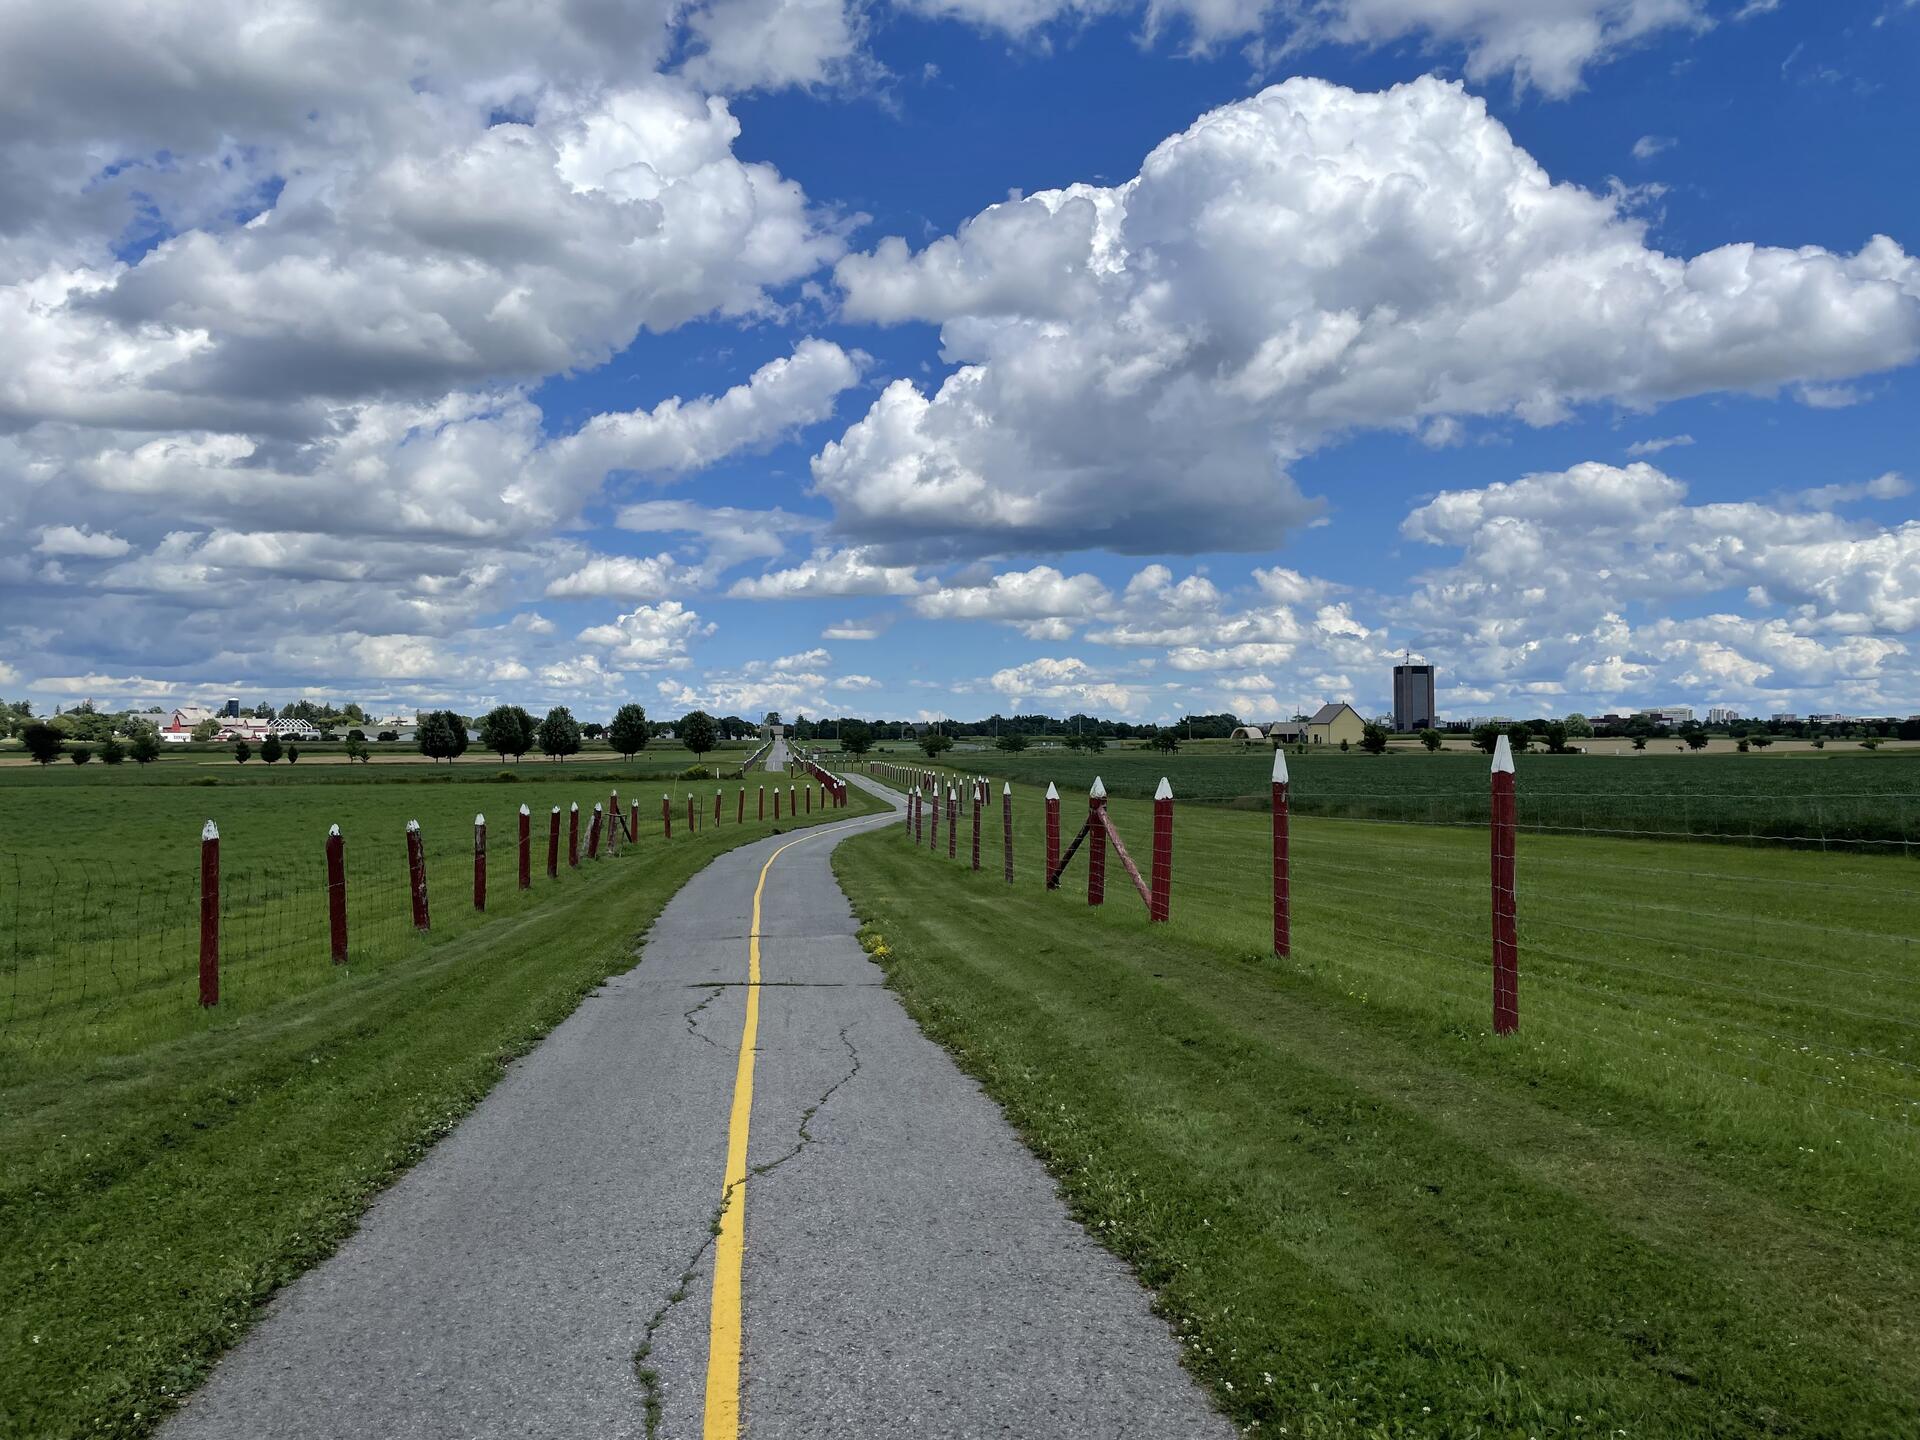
[[681, 986, 724, 1049], [631, 1023, 864, 1438]]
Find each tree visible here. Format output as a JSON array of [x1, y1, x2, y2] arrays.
[[1749, 734, 1773, 750], [1544, 722, 1570, 754], [286, 745, 300, 763], [1861, 737, 1883, 750], [261, 733, 284, 764], [680, 710, 719, 760], [582, 722, 606, 740], [1418, 728, 1443, 752], [1505, 722, 1533, 754], [538, 706, 582, 761], [1470, 723, 1502, 755], [481, 704, 537, 762], [192, 719, 221, 742], [918, 732, 953, 760], [1682, 727, 1710, 751], [98, 735, 125, 765], [1563, 713, 1595, 739], [764, 711, 781, 727], [1080, 733, 1107, 752], [68, 744, 92, 764], [418, 711, 456, 763], [377, 730, 399, 743], [130, 729, 160, 764], [21, 722, 63, 765], [839, 720, 874, 758], [1631, 734, 1648, 751], [234, 740, 252, 763], [344, 735, 370, 764], [1152, 731, 1180, 754], [1737, 738, 1750, 752], [346, 728, 366, 743], [995, 731, 1029, 753], [608, 703, 651, 760], [1360, 721, 1389, 755], [443, 711, 470, 761]]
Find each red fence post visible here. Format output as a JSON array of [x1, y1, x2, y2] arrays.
[[407, 819, 430, 931], [971, 782, 981, 870], [914, 785, 924, 843], [738, 788, 745, 824], [789, 784, 796, 818], [775, 786, 782, 820], [806, 784, 812, 814], [199, 820, 220, 1005], [662, 794, 672, 839], [1150, 777, 1173, 922], [687, 793, 695, 834], [326, 823, 348, 963], [518, 805, 531, 890], [759, 785, 766, 820], [1002, 782, 1013, 885], [1272, 749, 1290, 957], [1044, 783, 1060, 889], [568, 803, 580, 867], [1087, 778, 1107, 907], [630, 799, 640, 842], [587, 804, 603, 859], [608, 790, 620, 853], [473, 813, 487, 911], [1492, 735, 1519, 1035], [548, 805, 560, 878], [947, 786, 957, 861]]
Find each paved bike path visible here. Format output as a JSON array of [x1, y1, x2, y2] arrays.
[[163, 776, 1228, 1439]]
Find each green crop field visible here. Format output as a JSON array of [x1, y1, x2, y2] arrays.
[[838, 770, 1920, 1437], [0, 759, 872, 1439], [886, 746, 1920, 846]]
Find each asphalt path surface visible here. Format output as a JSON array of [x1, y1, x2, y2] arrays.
[[162, 772, 1228, 1439]]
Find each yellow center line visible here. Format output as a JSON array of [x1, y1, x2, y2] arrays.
[[702, 810, 882, 1440]]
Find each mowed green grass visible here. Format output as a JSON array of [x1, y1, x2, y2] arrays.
[[836, 773, 1920, 1437], [0, 760, 872, 1439], [0, 759, 824, 1064], [899, 746, 1920, 845]]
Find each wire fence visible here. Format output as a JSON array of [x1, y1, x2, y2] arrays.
[[0, 781, 848, 1070], [862, 756, 1920, 1158]]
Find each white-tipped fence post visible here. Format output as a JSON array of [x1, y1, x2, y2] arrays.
[[1044, 782, 1060, 888], [326, 823, 348, 963], [406, 819, 430, 931], [971, 781, 982, 870], [200, 820, 220, 1005], [518, 804, 531, 890], [1492, 735, 1519, 1035], [588, 803, 603, 859], [1272, 748, 1290, 957], [1003, 782, 1014, 885], [568, 803, 580, 866], [1150, 777, 1172, 922], [548, 806, 561, 878], [1087, 778, 1107, 906], [947, 785, 958, 860], [473, 813, 487, 911]]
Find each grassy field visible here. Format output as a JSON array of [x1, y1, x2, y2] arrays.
[[0, 755, 824, 1064], [0, 759, 871, 1439], [859, 746, 1920, 846], [836, 771, 1919, 1437]]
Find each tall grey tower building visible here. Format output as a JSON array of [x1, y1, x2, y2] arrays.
[[1393, 663, 1436, 731]]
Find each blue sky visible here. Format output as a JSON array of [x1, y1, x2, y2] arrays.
[[2, 0, 1917, 725]]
